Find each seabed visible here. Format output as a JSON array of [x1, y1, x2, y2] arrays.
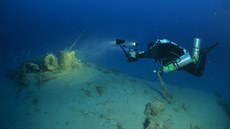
[[0, 50, 230, 129]]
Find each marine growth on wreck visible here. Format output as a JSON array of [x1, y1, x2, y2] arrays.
[[7, 50, 82, 90]]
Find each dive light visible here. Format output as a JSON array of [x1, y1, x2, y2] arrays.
[[116, 39, 125, 45]]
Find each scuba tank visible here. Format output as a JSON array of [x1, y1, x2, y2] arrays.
[[162, 38, 202, 73], [192, 38, 201, 63], [162, 53, 193, 73]]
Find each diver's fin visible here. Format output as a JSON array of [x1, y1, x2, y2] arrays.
[[201, 42, 219, 54]]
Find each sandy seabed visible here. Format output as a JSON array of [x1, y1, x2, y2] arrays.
[[0, 64, 229, 129]]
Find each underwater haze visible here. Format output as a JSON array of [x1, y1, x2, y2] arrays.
[[1, 0, 230, 128], [1, 0, 230, 98]]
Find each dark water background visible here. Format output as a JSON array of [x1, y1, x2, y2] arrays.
[[1, 0, 230, 99]]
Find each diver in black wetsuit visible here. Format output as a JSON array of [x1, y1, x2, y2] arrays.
[[116, 38, 218, 77]]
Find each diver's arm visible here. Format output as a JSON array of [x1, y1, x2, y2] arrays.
[[119, 44, 139, 62], [120, 44, 130, 57], [125, 48, 158, 62], [136, 49, 157, 59], [117, 39, 157, 61]]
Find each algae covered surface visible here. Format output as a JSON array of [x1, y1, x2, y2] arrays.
[[1, 57, 229, 129]]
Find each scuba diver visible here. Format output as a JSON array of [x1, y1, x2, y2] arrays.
[[116, 38, 218, 77]]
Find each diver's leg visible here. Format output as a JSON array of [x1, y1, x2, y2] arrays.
[[183, 43, 219, 77], [183, 63, 203, 77], [193, 43, 219, 76], [194, 51, 207, 76]]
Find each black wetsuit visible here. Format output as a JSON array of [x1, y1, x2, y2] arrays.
[[182, 43, 218, 77], [137, 43, 185, 66], [135, 42, 218, 77]]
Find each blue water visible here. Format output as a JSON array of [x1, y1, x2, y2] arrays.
[[1, 0, 230, 99]]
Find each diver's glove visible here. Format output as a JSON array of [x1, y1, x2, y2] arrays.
[[128, 51, 138, 62]]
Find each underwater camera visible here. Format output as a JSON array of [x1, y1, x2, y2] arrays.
[[116, 39, 125, 45]]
